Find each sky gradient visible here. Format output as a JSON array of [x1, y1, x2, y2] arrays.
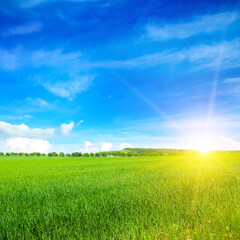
[[0, 0, 240, 153]]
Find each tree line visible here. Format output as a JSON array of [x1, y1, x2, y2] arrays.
[[0, 152, 104, 157], [0, 151, 146, 157], [0, 150, 197, 157], [0, 151, 121, 157]]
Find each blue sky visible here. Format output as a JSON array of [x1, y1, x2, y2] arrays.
[[0, 0, 240, 153]]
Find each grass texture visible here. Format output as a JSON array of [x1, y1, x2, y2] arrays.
[[0, 153, 240, 239]]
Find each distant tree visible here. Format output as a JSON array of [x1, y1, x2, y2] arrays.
[[101, 152, 107, 157], [72, 152, 82, 157], [59, 152, 65, 157], [107, 151, 117, 156], [66, 153, 71, 157], [42, 153, 46, 156], [90, 153, 94, 157], [11, 152, 18, 156], [5, 152, 10, 156], [35, 152, 41, 156], [120, 152, 126, 157], [158, 151, 163, 156], [48, 153, 53, 157], [24, 153, 29, 156], [51, 152, 58, 157], [131, 151, 138, 156], [95, 152, 101, 157], [113, 151, 120, 156], [18, 152, 24, 156], [126, 152, 133, 157], [83, 153, 89, 157], [0, 152, 4, 156]]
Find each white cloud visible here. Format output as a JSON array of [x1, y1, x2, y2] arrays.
[[100, 142, 113, 151], [146, 12, 238, 41], [3, 137, 50, 153], [45, 141, 113, 154], [119, 143, 133, 150], [214, 136, 240, 150], [60, 121, 75, 135], [76, 120, 84, 126], [41, 76, 94, 99], [80, 141, 112, 153], [0, 121, 54, 139], [26, 97, 49, 107], [3, 22, 42, 36]]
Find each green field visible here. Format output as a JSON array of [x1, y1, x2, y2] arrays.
[[0, 153, 239, 239]]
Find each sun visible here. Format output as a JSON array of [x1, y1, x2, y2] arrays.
[[195, 137, 213, 153], [185, 134, 214, 153], [196, 144, 211, 153]]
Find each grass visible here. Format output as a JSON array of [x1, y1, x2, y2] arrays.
[[0, 153, 240, 239]]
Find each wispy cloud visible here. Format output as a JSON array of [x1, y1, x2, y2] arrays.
[[223, 77, 240, 84], [0, 48, 81, 71], [20, 0, 47, 7], [0, 49, 20, 70], [222, 77, 240, 97], [3, 22, 42, 36], [26, 97, 49, 107], [0, 38, 239, 100], [88, 38, 240, 71], [40, 76, 94, 99], [20, 0, 99, 8], [0, 37, 239, 74], [0, 47, 94, 99], [146, 12, 238, 41], [30, 49, 82, 68], [76, 120, 84, 126]]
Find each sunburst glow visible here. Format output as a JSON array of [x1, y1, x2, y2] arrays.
[[194, 136, 213, 152], [184, 134, 214, 152]]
